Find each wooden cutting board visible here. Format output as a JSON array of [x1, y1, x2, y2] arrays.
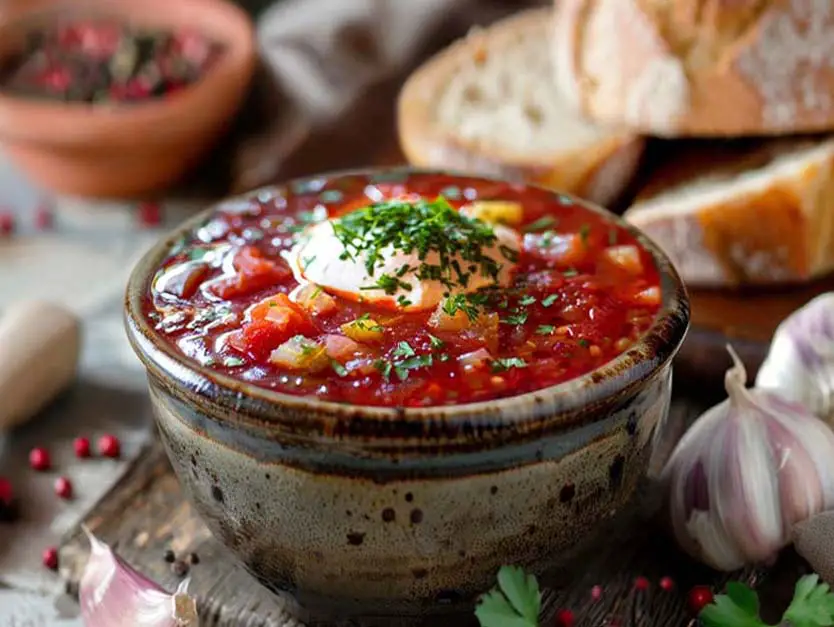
[[676, 278, 834, 384]]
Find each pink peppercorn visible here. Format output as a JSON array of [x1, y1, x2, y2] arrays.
[[34, 205, 53, 230], [42, 547, 59, 570], [555, 609, 574, 627], [54, 477, 73, 499], [659, 576, 675, 592], [138, 202, 161, 227], [97, 434, 120, 458], [688, 586, 714, 615], [634, 576, 650, 592], [590, 585, 603, 601], [29, 447, 51, 471], [0, 478, 12, 507], [0, 211, 14, 235], [73, 436, 91, 458]]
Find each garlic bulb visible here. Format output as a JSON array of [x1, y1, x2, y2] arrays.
[[662, 345, 834, 571], [755, 293, 834, 423], [80, 527, 198, 626]]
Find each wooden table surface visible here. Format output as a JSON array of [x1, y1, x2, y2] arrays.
[[54, 69, 811, 627]]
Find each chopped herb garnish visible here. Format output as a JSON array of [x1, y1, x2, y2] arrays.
[[428, 334, 445, 349], [503, 311, 528, 325], [522, 216, 558, 233], [302, 255, 316, 270], [394, 354, 433, 381], [519, 295, 537, 306], [579, 223, 591, 245], [491, 358, 528, 373], [536, 325, 555, 335], [331, 360, 348, 377], [223, 356, 245, 367], [393, 341, 416, 358], [562, 268, 579, 278], [397, 295, 413, 307], [310, 285, 323, 299], [374, 359, 393, 381], [542, 294, 558, 307], [578, 338, 590, 348], [439, 353, 450, 362], [330, 196, 512, 314]]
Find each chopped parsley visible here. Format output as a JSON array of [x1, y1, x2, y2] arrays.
[[331, 360, 348, 377], [522, 216, 558, 233], [223, 356, 245, 367], [393, 341, 416, 358], [519, 295, 537, 306], [541, 294, 558, 308], [394, 354, 433, 381], [331, 197, 513, 313], [503, 311, 528, 325], [428, 334, 445, 349], [536, 325, 555, 335], [491, 358, 528, 373], [562, 268, 579, 278], [302, 255, 316, 270], [578, 338, 590, 348], [579, 223, 591, 245]]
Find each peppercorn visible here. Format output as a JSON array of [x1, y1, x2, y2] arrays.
[[659, 576, 675, 592], [29, 447, 51, 471], [97, 434, 120, 458], [634, 576, 650, 592], [163, 549, 175, 563], [74, 436, 91, 458], [555, 609, 574, 627], [0, 211, 14, 235], [187, 552, 200, 565], [54, 476, 73, 499], [688, 585, 714, 615], [43, 546, 59, 570]]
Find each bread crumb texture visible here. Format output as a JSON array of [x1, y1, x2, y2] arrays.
[[559, 0, 834, 136], [434, 14, 606, 156]]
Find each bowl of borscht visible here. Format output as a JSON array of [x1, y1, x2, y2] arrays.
[[124, 168, 689, 622]]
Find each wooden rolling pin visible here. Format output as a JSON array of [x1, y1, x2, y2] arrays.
[[0, 300, 81, 431]]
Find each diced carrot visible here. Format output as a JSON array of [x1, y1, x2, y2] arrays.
[[228, 293, 317, 359], [211, 246, 291, 299]]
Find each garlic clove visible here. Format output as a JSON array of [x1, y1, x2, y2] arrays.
[[663, 345, 834, 571], [79, 526, 198, 627], [756, 292, 834, 422]]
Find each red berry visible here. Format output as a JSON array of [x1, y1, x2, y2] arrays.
[[34, 205, 53, 230], [29, 447, 51, 471], [97, 434, 120, 458], [688, 585, 714, 615], [54, 476, 73, 499], [590, 585, 603, 601], [634, 576, 650, 591], [138, 202, 161, 227], [73, 437, 91, 459], [555, 609, 574, 627], [42, 547, 59, 570], [659, 576, 675, 592], [0, 477, 12, 506], [0, 211, 14, 235]]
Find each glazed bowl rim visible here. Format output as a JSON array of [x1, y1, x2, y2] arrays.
[[124, 167, 690, 437], [0, 0, 256, 144]]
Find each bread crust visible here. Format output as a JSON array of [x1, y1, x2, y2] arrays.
[[553, 0, 834, 137], [397, 8, 645, 207], [625, 138, 834, 287]]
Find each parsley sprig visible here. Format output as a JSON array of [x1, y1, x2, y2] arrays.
[[331, 196, 515, 301], [475, 566, 541, 627], [701, 575, 834, 627]]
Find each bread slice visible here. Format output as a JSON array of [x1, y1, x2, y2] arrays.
[[396, 8, 645, 207], [624, 137, 834, 287], [552, 0, 834, 137]]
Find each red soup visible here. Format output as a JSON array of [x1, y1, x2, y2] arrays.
[[144, 172, 662, 407]]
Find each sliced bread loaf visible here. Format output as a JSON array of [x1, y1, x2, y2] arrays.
[[552, 0, 834, 137], [624, 138, 834, 287], [397, 8, 645, 207]]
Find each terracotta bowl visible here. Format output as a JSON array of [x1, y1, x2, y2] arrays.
[[124, 169, 690, 623], [0, 0, 256, 199]]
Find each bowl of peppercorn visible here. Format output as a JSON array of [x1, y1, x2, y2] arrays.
[[0, 0, 256, 198]]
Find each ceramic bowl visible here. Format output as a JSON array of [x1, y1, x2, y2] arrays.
[[0, 0, 256, 199], [124, 169, 690, 623]]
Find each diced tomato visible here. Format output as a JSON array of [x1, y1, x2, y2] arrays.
[[228, 293, 317, 359], [211, 247, 291, 300]]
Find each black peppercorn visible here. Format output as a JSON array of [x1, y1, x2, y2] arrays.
[[163, 549, 175, 563]]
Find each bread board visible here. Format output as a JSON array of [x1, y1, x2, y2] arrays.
[[676, 278, 834, 384]]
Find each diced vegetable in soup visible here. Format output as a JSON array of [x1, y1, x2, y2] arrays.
[[144, 173, 662, 407]]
